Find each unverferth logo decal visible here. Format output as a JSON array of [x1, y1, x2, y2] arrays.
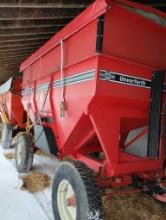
[[119, 75, 146, 87], [100, 70, 151, 88]]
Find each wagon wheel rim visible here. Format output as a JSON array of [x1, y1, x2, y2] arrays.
[[57, 179, 77, 220], [16, 142, 23, 165]]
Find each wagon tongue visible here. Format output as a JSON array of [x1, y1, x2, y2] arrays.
[[133, 177, 166, 205], [144, 181, 166, 204], [152, 183, 166, 203]]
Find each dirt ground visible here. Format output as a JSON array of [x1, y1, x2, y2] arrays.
[[3, 150, 166, 219], [21, 171, 51, 193], [35, 149, 50, 157], [103, 193, 166, 220], [4, 152, 14, 160], [21, 170, 166, 219]]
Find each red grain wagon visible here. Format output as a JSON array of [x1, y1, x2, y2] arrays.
[[15, 0, 166, 219], [0, 77, 25, 149]]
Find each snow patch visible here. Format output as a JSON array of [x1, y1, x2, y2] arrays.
[[0, 148, 49, 220]]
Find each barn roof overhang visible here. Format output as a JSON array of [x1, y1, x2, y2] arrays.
[[0, 0, 165, 82]]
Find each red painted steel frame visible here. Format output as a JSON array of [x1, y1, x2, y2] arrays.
[[20, 0, 166, 186]]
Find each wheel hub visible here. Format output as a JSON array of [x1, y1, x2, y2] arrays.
[[57, 179, 77, 220], [16, 142, 23, 165]]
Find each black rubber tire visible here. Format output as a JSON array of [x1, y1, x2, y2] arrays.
[[15, 132, 34, 173], [0, 123, 2, 139], [52, 161, 103, 220], [1, 123, 12, 149]]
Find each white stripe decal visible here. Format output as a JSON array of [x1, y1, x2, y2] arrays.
[[22, 69, 96, 95]]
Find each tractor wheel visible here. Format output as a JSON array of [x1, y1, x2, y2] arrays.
[[52, 161, 103, 220], [15, 132, 34, 173], [1, 123, 13, 149]]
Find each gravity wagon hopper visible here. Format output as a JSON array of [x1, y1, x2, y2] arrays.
[[0, 77, 25, 149], [14, 0, 166, 219]]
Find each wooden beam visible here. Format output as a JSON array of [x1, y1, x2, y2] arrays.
[[0, 31, 55, 38], [0, 3, 88, 9], [0, 61, 22, 66], [0, 16, 74, 21], [0, 36, 49, 43], [0, 43, 41, 49], [0, 54, 30, 59], [0, 24, 65, 30], [0, 47, 37, 52]]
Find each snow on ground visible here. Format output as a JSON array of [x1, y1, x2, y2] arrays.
[[0, 146, 60, 220]]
